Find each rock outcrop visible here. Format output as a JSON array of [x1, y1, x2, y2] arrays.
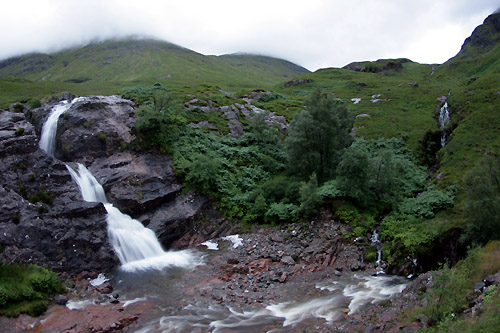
[[0, 108, 117, 272], [0, 95, 236, 273]]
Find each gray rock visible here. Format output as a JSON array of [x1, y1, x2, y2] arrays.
[[280, 255, 296, 266], [54, 295, 68, 305]]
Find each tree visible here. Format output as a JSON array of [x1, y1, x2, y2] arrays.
[[336, 138, 426, 210], [463, 156, 500, 244], [285, 89, 354, 181], [297, 173, 321, 217], [336, 139, 372, 206], [135, 90, 183, 146]]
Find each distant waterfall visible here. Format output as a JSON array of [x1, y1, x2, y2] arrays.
[[439, 102, 450, 147], [39, 97, 203, 272], [370, 230, 383, 273]]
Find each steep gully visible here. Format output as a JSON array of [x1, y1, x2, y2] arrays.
[[32, 96, 409, 331]]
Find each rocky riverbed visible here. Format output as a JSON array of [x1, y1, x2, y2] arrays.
[[5, 214, 425, 332]]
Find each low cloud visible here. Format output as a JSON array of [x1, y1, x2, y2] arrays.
[[0, 0, 498, 70]]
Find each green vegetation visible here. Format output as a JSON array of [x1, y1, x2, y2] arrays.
[[286, 89, 354, 181], [0, 264, 63, 317], [462, 155, 500, 244], [411, 241, 500, 329], [0, 38, 309, 108]]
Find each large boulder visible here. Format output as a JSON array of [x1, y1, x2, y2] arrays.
[[54, 95, 136, 163]]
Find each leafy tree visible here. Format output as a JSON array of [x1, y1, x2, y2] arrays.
[[463, 156, 500, 244], [336, 138, 426, 210], [286, 89, 354, 181], [336, 139, 372, 206]]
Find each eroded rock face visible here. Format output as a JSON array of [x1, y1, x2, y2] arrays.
[[0, 109, 117, 272]]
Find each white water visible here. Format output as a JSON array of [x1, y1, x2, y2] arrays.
[[67, 162, 203, 272], [439, 102, 450, 147], [40, 98, 203, 273], [370, 229, 383, 270], [39, 97, 85, 155], [149, 274, 407, 332]]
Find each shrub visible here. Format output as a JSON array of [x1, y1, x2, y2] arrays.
[[0, 264, 63, 317], [11, 103, 24, 113], [29, 99, 41, 109], [462, 156, 500, 244], [396, 185, 456, 219]]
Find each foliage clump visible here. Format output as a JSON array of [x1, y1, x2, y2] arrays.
[[0, 264, 63, 317], [462, 155, 500, 244]]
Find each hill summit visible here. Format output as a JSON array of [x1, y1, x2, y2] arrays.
[[0, 38, 309, 88]]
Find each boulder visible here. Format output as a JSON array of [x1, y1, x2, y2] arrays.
[[54, 95, 136, 163]]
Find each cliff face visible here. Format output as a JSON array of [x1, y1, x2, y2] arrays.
[[0, 95, 235, 273]]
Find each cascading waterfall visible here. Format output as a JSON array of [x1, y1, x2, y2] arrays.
[[370, 230, 383, 272], [39, 97, 202, 272], [439, 102, 450, 147], [39, 98, 85, 155]]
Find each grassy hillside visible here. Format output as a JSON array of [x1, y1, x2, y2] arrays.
[[0, 38, 309, 107]]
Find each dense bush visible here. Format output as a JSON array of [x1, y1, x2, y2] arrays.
[[462, 156, 500, 244], [0, 264, 63, 317], [337, 138, 426, 211]]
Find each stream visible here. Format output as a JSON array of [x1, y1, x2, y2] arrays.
[[36, 97, 409, 332]]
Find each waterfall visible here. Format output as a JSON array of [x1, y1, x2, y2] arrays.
[[439, 102, 450, 147], [39, 97, 203, 272], [39, 97, 84, 155], [370, 230, 383, 273]]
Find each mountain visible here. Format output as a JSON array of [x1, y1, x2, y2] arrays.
[[0, 38, 309, 106]]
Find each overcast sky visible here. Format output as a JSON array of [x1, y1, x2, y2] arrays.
[[0, 0, 498, 71]]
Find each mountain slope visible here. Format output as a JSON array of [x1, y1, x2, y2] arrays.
[[0, 38, 309, 88]]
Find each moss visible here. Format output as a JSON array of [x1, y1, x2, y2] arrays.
[[11, 215, 20, 224], [364, 245, 378, 263], [29, 191, 52, 205], [97, 132, 107, 142], [14, 127, 24, 137]]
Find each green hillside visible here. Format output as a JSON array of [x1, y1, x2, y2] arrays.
[[0, 38, 309, 107]]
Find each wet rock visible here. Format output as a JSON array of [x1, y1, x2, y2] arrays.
[[474, 281, 485, 293], [54, 95, 136, 163], [96, 282, 113, 294], [54, 295, 68, 305], [0, 109, 117, 272]]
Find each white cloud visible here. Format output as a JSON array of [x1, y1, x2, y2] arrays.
[[0, 0, 498, 70]]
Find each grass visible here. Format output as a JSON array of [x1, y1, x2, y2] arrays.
[[0, 38, 309, 108], [402, 241, 500, 328], [0, 264, 64, 317]]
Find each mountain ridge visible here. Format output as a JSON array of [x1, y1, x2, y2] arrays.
[[0, 37, 309, 86]]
